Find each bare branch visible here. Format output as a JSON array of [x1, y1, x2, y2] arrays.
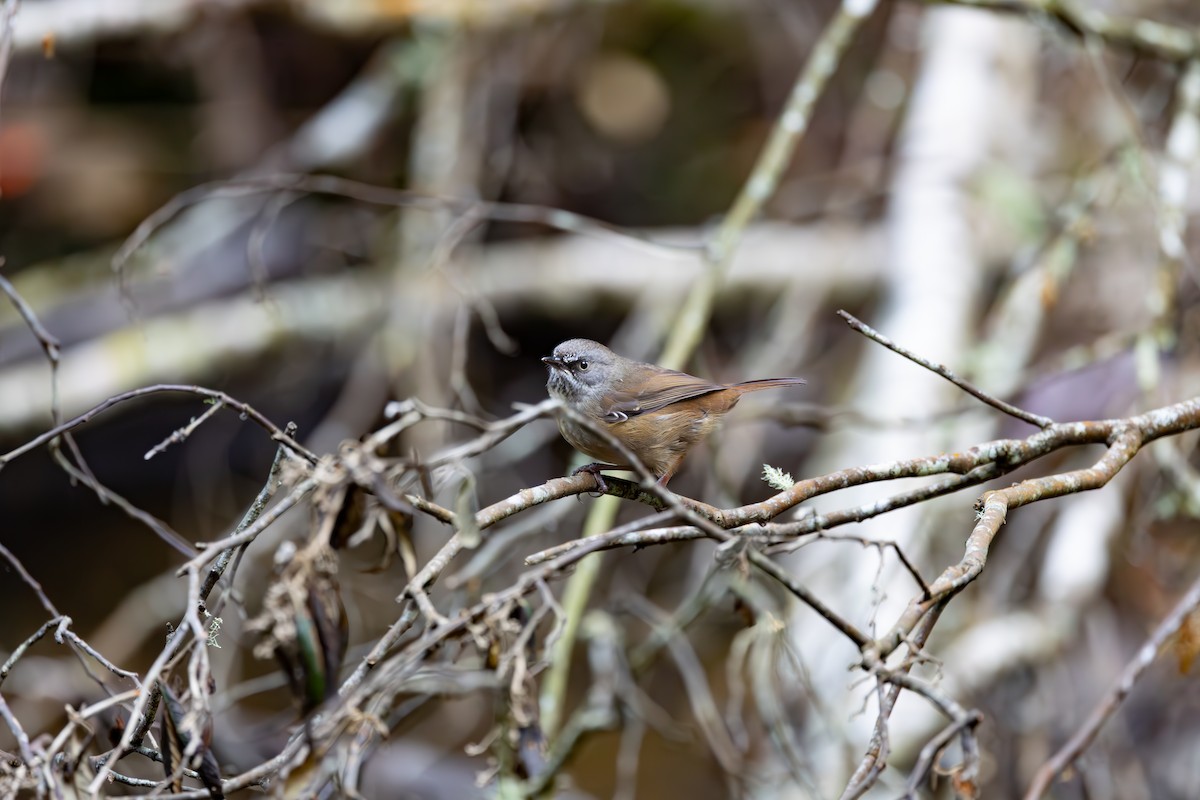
[[839, 310, 1054, 428], [0, 384, 317, 469], [1024, 568, 1200, 799]]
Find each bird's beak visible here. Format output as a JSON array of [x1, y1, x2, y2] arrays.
[[542, 356, 565, 369]]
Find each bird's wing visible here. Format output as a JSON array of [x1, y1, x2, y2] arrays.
[[605, 370, 726, 418]]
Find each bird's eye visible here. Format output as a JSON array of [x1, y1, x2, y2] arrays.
[[577, 360, 589, 371]]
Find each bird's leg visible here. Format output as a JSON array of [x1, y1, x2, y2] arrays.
[[571, 462, 621, 493], [655, 453, 688, 487]]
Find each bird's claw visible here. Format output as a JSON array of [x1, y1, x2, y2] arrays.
[[571, 463, 611, 494]]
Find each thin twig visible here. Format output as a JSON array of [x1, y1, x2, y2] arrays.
[[0, 271, 60, 364], [199, 428, 295, 604], [176, 476, 318, 574], [0, 383, 317, 468], [0, 693, 34, 770], [51, 445, 199, 556], [56, 623, 140, 683], [838, 310, 1054, 428], [1024, 568, 1200, 799], [902, 708, 983, 799], [0, 617, 59, 687], [144, 400, 226, 460]]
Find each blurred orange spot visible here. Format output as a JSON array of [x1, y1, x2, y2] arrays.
[[0, 123, 46, 198], [1175, 607, 1200, 674]]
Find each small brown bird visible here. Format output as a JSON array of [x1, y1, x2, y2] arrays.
[[543, 339, 804, 486]]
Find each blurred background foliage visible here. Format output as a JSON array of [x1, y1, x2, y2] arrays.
[[2, 0, 1200, 797]]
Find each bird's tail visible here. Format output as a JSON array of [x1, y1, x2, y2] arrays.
[[730, 377, 806, 393]]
